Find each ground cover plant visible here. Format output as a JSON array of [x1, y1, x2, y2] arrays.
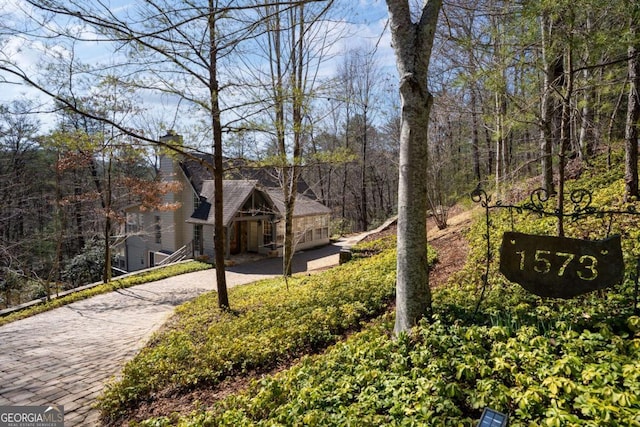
[[0, 261, 211, 327], [98, 237, 437, 424], [350, 234, 397, 259], [135, 151, 640, 426]]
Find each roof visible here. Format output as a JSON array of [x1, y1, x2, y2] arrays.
[[265, 188, 332, 217], [187, 180, 330, 226], [188, 180, 261, 227], [179, 153, 316, 198]]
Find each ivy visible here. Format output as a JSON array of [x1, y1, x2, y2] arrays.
[[132, 150, 640, 426], [98, 247, 418, 423]]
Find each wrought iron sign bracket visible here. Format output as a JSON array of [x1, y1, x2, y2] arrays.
[[471, 186, 640, 314]]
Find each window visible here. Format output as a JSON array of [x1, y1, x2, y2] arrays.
[[314, 215, 329, 240], [263, 221, 273, 246], [154, 216, 161, 244], [194, 224, 203, 253], [126, 212, 142, 233], [315, 227, 329, 240]]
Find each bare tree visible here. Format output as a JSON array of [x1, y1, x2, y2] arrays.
[[348, 47, 381, 231], [336, 53, 357, 230], [5, 0, 292, 308], [248, 0, 336, 276], [538, 5, 567, 195]]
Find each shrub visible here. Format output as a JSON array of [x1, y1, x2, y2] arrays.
[[62, 238, 106, 288]]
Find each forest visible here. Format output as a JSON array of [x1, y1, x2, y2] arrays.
[[0, 0, 639, 309]]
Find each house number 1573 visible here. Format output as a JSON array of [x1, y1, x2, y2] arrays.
[[515, 250, 598, 281], [499, 231, 623, 298]]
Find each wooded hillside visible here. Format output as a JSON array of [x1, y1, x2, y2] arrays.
[[1, 0, 639, 307]]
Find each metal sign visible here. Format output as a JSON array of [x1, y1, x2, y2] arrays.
[[499, 231, 624, 299]]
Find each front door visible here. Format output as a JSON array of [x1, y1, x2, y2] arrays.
[[248, 221, 259, 252], [230, 222, 240, 255]]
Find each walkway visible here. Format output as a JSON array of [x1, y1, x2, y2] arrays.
[[0, 243, 347, 426]]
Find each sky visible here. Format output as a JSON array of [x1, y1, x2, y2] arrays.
[[0, 0, 397, 135]]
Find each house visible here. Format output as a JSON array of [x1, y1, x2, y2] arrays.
[[114, 133, 331, 272]]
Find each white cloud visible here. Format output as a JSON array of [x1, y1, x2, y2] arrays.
[[0, 0, 398, 133]]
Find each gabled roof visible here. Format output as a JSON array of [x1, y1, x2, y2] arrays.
[[188, 180, 264, 227], [187, 180, 330, 226], [265, 188, 332, 217], [179, 153, 316, 198]]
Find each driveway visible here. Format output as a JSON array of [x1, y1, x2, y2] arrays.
[[0, 243, 346, 426]]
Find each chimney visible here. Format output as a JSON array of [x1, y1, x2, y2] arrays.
[[159, 130, 183, 145]]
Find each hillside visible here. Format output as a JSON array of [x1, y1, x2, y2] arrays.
[[100, 151, 640, 426], [112, 211, 471, 423]]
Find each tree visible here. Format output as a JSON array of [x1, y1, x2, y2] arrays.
[[0, 101, 43, 250], [340, 47, 382, 231], [427, 90, 464, 229], [386, 0, 442, 335], [335, 53, 358, 231], [538, 6, 561, 194], [249, 0, 336, 276], [0, 100, 53, 305], [625, 1, 640, 201], [54, 79, 147, 284], [10, 0, 276, 308]]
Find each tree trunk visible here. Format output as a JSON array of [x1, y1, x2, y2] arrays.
[[73, 172, 84, 253], [470, 87, 481, 183], [285, 4, 304, 277], [103, 156, 112, 283], [361, 108, 368, 231], [386, 0, 441, 335], [625, 9, 640, 201], [87, 152, 112, 284], [578, 69, 594, 161], [282, 166, 298, 277], [209, 1, 229, 309], [342, 92, 352, 230], [540, 11, 557, 195], [578, 15, 594, 161], [558, 45, 574, 237], [494, 90, 507, 198], [484, 119, 493, 176]]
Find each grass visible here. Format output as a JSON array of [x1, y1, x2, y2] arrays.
[[0, 261, 212, 327]]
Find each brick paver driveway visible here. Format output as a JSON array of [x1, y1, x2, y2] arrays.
[[0, 244, 341, 426]]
